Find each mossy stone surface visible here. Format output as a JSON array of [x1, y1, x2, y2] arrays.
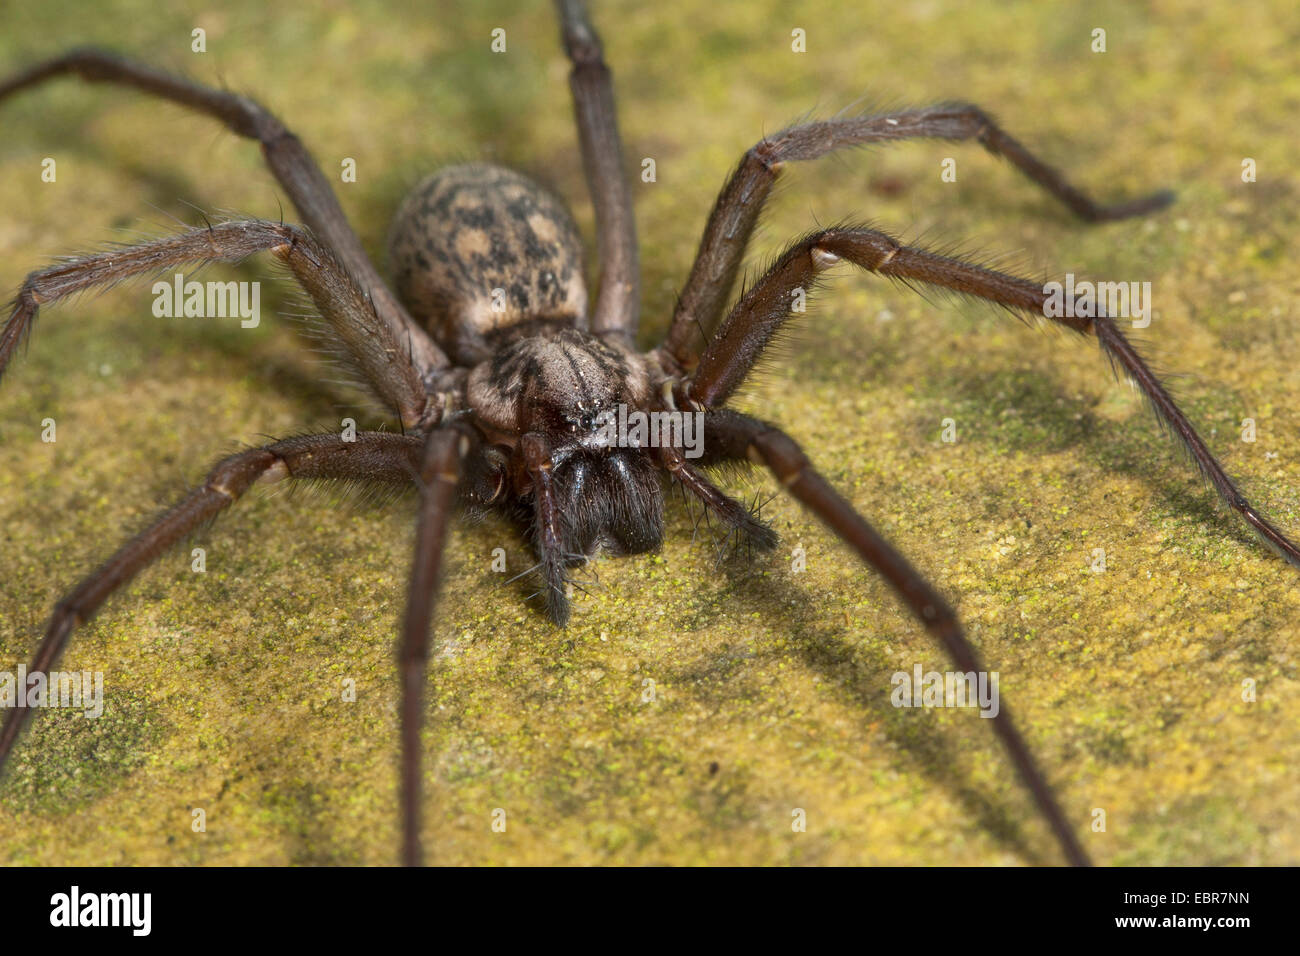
[[0, 0, 1296, 864]]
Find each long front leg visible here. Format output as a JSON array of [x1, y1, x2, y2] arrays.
[[554, 0, 640, 341], [677, 226, 1300, 567], [705, 410, 1089, 866], [0, 432, 423, 775], [0, 220, 429, 430], [0, 48, 449, 384], [399, 426, 477, 867], [661, 104, 1174, 366]]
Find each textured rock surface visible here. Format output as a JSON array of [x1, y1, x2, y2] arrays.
[[0, 0, 1296, 864]]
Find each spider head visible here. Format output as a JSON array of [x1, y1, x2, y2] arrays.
[[467, 328, 651, 452], [466, 330, 664, 565]]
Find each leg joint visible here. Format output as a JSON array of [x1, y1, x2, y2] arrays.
[[207, 449, 279, 499], [749, 139, 785, 172], [563, 31, 605, 68], [749, 429, 808, 480], [810, 228, 900, 271]]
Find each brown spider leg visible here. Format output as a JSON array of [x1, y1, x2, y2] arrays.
[[657, 444, 777, 553], [0, 47, 448, 395], [0, 220, 428, 430], [554, 0, 640, 341], [520, 433, 572, 626], [399, 425, 479, 867], [1092, 318, 1300, 567], [681, 225, 1300, 563], [661, 104, 1175, 367], [0, 432, 423, 779], [703, 409, 1089, 866]]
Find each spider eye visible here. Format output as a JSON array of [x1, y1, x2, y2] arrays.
[[580, 413, 595, 430]]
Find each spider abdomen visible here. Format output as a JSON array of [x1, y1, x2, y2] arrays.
[[388, 163, 588, 365]]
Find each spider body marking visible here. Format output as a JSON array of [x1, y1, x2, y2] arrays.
[[389, 162, 679, 623], [389, 163, 590, 367]]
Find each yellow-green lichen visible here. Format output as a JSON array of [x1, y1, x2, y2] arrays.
[[1, 0, 1297, 866]]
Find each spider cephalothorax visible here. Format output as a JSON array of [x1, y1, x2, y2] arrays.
[[391, 162, 702, 622], [467, 320, 676, 622], [2, 0, 1296, 868]]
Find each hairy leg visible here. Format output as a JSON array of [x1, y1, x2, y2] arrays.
[[0, 432, 423, 773], [657, 443, 777, 553], [705, 409, 1089, 865], [0, 220, 428, 429], [399, 425, 479, 867], [661, 104, 1174, 366], [676, 226, 1300, 566], [0, 48, 448, 395], [521, 432, 572, 626], [554, 0, 640, 341]]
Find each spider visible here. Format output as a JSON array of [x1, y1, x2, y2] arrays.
[[1, 0, 1296, 868]]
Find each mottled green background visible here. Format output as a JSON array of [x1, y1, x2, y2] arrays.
[[0, 0, 1297, 865]]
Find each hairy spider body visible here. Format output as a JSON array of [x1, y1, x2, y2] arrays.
[[2, 0, 1296, 868], [389, 163, 590, 366], [466, 326, 672, 623], [389, 162, 681, 621]]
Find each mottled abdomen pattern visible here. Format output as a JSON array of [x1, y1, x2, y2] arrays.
[[387, 163, 588, 365]]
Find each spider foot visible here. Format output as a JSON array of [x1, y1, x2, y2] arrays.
[[538, 551, 582, 627], [687, 487, 778, 569]]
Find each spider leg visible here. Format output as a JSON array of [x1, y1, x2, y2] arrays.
[[657, 443, 778, 554], [703, 410, 1090, 866], [661, 104, 1174, 366], [554, 0, 640, 341], [681, 225, 1300, 564], [0, 220, 428, 430], [0, 48, 448, 389], [399, 425, 479, 867], [520, 433, 572, 626], [0, 432, 424, 779]]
